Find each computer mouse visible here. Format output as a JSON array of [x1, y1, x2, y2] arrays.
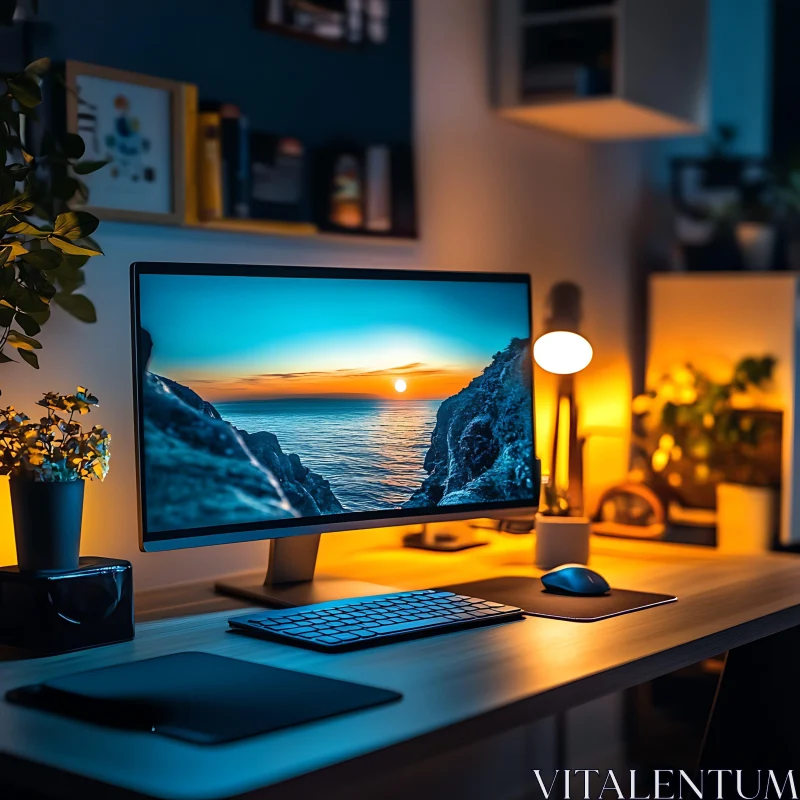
[[541, 564, 611, 597]]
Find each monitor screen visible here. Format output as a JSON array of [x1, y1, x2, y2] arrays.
[[132, 264, 537, 550]]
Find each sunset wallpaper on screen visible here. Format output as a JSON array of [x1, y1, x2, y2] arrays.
[[138, 272, 536, 535]]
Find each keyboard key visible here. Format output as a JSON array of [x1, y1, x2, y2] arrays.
[[314, 636, 342, 645], [281, 626, 316, 636], [372, 617, 453, 635], [331, 632, 360, 642]]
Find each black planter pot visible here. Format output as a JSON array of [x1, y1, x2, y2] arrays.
[[9, 479, 85, 573]]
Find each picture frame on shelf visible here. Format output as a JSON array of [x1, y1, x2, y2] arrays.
[[64, 61, 194, 225], [313, 144, 417, 239]]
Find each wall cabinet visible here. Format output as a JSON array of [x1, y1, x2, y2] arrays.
[[492, 0, 709, 140]]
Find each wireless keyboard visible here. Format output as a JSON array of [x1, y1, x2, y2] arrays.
[[228, 589, 523, 652]]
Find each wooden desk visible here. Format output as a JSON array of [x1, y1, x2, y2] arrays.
[[3, 533, 800, 799]]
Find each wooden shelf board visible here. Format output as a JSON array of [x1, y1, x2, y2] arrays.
[[187, 218, 318, 237], [184, 218, 418, 246], [500, 97, 702, 140]]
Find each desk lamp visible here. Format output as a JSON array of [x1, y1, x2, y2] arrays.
[[533, 281, 593, 515]]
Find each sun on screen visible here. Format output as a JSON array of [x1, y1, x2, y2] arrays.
[[394, 379, 407, 393]]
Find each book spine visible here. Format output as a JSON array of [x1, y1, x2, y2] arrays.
[[197, 111, 223, 221], [181, 84, 199, 225], [236, 116, 251, 219], [365, 145, 391, 232]]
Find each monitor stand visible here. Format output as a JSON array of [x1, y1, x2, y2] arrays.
[[215, 534, 398, 609]]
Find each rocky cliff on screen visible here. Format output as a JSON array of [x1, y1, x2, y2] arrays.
[[404, 338, 535, 509]]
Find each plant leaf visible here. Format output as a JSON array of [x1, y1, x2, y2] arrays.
[[53, 262, 85, 293], [20, 248, 60, 270], [6, 163, 30, 181], [54, 292, 96, 322], [51, 173, 78, 202], [0, 349, 14, 363], [64, 133, 85, 160], [0, 264, 13, 293], [18, 348, 38, 368], [14, 311, 39, 336], [72, 158, 109, 175], [53, 211, 99, 240], [27, 305, 50, 325], [7, 74, 41, 108], [6, 284, 48, 312], [7, 217, 48, 237], [24, 58, 50, 78], [1, 241, 29, 260], [0, 190, 34, 213], [0, 305, 14, 326], [62, 253, 90, 270], [7, 329, 41, 350], [48, 236, 103, 257]]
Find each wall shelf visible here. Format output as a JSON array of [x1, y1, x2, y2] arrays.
[[492, 0, 709, 140]]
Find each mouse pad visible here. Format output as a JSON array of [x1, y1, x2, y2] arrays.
[[6, 651, 402, 744], [438, 577, 677, 622]]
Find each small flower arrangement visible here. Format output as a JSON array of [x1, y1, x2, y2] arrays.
[[0, 387, 110, 482]]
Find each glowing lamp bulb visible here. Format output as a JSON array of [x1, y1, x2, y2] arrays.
[[533, 331, 593, 375]]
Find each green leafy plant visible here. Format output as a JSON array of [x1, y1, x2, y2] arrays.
[[632, 356, 779, 493], [0, 57, 106, 369], [0, 387, 110, 481]]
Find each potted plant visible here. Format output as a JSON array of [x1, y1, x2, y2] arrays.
[[632, 356, 780, 553], [534, 481, 590, 570], [0, 387, 110, 572]]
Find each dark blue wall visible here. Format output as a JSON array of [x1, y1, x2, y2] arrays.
[[31, 0, 413, 153]]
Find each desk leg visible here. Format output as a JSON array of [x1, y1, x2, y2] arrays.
[[700, 625, 800, 770]]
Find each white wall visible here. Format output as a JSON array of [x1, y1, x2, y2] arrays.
[[1, 0, 646, 588]]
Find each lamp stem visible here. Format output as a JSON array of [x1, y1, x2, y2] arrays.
[[550, 373, 584, 515]]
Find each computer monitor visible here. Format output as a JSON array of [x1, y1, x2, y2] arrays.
[[131, 263, 539, 604]]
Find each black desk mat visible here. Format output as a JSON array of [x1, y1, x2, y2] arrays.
[[6, 651, 402, 744], [439, 577, 677, 622]]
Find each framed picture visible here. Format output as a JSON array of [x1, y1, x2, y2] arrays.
[[65, 61, 190, 225]]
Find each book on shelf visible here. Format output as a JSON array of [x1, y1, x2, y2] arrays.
[[197, 102, 252, 222], [197, 109, 223, 221], [181, 84, 199, 225], [249, 132, 306, 222]]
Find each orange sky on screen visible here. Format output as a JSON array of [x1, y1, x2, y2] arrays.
[[186, 366, 478, 402]]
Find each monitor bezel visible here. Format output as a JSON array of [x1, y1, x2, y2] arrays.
[[131, 262, 539, 552]]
